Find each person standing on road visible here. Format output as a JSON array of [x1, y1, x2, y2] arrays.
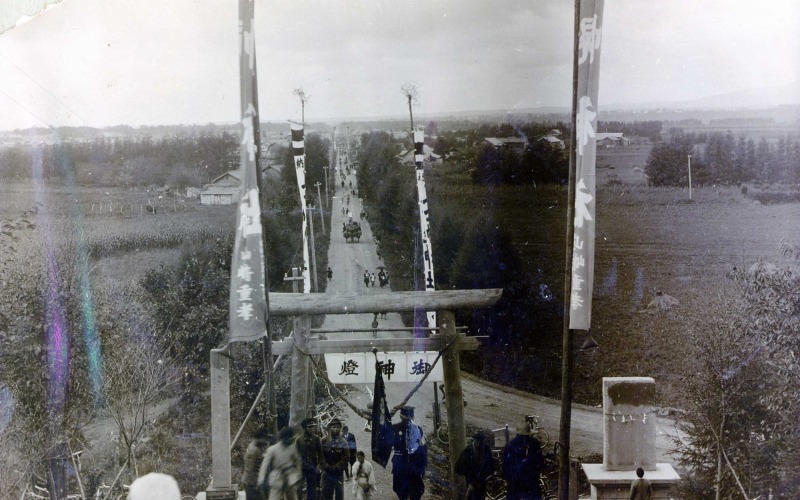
[[351, 451, 376, 500], [327, 267, 333, 281], [242, 428, 272, 500], [364, 270, 370, 288], [370, 273, 376, 287], [390, 406, 428, 500], [321, 418, 350, 500], [455, 429, 495, 500], [629, 467, 653, 500], [502, 419, 544, 500], [342, 425, 357, 479], [258, 426, 303, 500], [296, 418, 325, 500]]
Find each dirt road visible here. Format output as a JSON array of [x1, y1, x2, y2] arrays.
[[319, 161, 680, 499]]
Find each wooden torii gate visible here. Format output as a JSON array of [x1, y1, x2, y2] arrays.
[[207, 288, 502, 499]]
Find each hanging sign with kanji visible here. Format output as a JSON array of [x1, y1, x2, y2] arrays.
[[324, 351, 443, 384]]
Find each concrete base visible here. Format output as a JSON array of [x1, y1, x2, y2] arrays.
[[195, 490, 243, 500], [582, 463, 680, 500]]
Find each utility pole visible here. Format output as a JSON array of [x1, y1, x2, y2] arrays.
[[688, 154, 693, 200], [307, 206, 319, 293], [322, 165, 330, 207], [315, 182, 326, 235]]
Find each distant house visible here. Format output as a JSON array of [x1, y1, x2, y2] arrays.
[[596, 133, 631, 148], [538, 135, 566, 150], [484, 137, 528, 151], [200, 170, 240, 205], [396, 144, 439, 166]]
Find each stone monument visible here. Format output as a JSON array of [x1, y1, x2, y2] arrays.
[[582, 377, 680, 499]]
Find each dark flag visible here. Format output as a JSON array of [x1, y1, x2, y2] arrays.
[[371, 358, 393, 468], [229, 0, 268, 342], [569, 0, 604, 330]]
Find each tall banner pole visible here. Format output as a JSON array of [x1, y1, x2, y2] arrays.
[[291, 122, 312, 294], [289, 121, 313, 426], [414, 130, 436, 331], [559, 1, 603, 498], [211, 0, 271, 494]]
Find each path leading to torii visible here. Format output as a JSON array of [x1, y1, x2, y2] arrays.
[[318, 156, 681, 499]]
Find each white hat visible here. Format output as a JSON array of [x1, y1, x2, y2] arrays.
[[128, 472, 181, 500]]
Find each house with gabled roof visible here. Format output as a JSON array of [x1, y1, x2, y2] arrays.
[[484, 137, 528, 151], [200, 170, 241, 205], [596, 133, 631, 147]]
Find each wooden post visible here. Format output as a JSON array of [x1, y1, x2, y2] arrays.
[[440, 310, 466, 497], [208, 345, 237, 497], [288, 268, 312, 426]]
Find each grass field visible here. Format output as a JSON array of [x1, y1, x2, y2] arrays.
[[428, 156, 800, 406]]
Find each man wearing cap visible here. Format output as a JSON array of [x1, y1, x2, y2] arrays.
[[390, 406, 428, 500], [321, 418, 350, 500], [455, 429, 496, 500], [296, 418, 325, 500]]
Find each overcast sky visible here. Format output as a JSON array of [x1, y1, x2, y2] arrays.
[[0, 0, 798, 131]]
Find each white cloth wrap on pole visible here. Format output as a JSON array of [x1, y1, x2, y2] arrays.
[[229, 0, 267, 342], [414, 130, 436, 328], [569, 0, 604, 330], [291, 122, 312, 294]]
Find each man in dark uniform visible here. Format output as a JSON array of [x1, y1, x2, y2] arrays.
[[296, 418, 324, 500], [321, 418, 350, 500], [390, 406, 428, 500]]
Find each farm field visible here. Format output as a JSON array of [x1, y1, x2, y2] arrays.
[[428, 161, 800, 406]]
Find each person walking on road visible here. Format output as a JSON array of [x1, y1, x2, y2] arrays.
[[351, 451, 376, 500], [629, 467, 653, 500], [296, 418, 325, 500], [363, 271, 370, 288], [327, 266, 333, 281], [258, 426, 303, 500], [242, 428, 272, 500], [370, 273, 376, 287], [321, 418, 350, 500]]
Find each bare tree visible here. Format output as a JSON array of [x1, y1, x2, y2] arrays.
[[102, 328, 179, 487], [401, 84, 419, 132], [293, 88, 309, 125]]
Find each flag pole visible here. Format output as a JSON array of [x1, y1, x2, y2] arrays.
[[559, 1, 604, 497], [558, 2, 580, 497]]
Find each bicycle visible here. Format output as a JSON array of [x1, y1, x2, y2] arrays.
[[436, 422, 449, 445], [525, 414, 549, 449], [484, 472, 507, 500]]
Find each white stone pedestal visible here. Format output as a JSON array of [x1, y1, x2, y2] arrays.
[[582, 463, 680, 500]]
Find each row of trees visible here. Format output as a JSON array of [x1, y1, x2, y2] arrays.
[[354, 130, 563, 388], [645, 130, 800, 186], [0, 131, 239, 188]]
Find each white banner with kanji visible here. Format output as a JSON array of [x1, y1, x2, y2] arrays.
[[324, 351, 443, 384], [569, 0, 604, 330], [229, 0, 267, 342]]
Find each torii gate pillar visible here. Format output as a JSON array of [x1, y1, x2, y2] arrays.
[[440, 310, 468, 498]]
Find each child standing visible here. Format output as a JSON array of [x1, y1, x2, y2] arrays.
[[351, 451, 376, 500]]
